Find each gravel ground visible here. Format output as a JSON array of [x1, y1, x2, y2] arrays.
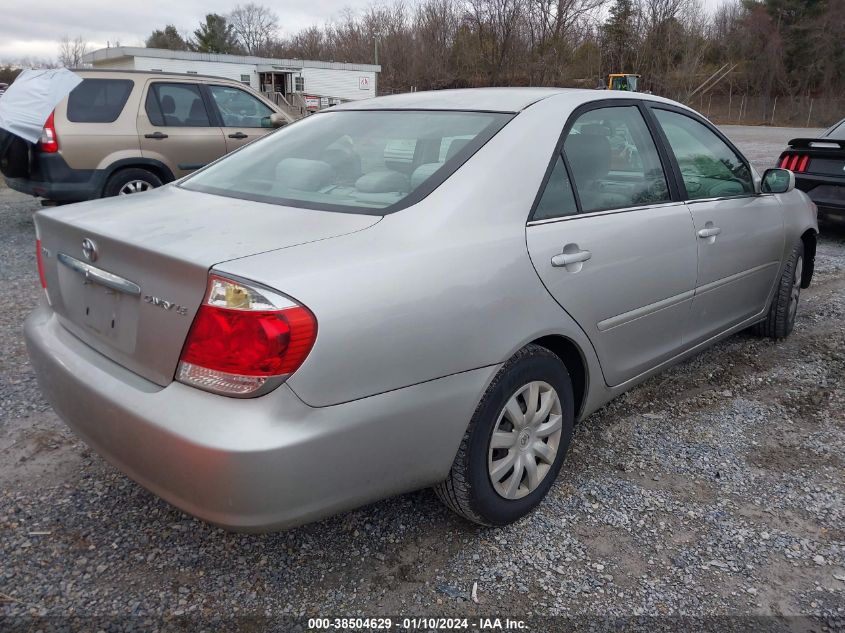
[[1, 126, 844, 628]]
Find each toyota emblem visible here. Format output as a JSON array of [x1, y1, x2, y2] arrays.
[[82, 238, 98, 262]]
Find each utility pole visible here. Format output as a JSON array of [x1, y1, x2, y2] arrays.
[[373, 31, 382, 66]]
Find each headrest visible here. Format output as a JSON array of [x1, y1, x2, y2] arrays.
[[160, 95, 175, 115], [410, 163, 441, 190], [275, 158, 334, 191], [445, 138, 471, 161], [564, 134, 611, 183], [355, 170, 409, 193], [188, 99, 206, 119], [321, 147, 361, 181]]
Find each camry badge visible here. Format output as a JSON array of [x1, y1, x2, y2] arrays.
[[81, 238, 98, 262], [144, 295, 188, 316]]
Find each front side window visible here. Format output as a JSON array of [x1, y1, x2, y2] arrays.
[[145, 83, 211, 127], [67, 79, 133, 123], [209, 85, 274, 128], [562, 105, 670, 213], [182, 110, 511, 213], [653, 109, 753, 200]]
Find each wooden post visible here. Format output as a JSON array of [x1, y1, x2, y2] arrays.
[[771, 96, 778, 125], [707, 94, 713, 118], [728, 87, 732, 120], [806, 98, 814, 127]]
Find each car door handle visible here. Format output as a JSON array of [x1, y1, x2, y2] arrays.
[[551, 249, 592, 267], [697, 227, 722, 238], [144, 132, 168, 139], [228, 132, 248, 139]]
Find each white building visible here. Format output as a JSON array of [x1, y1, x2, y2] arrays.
[[83, 47, 381, 107]]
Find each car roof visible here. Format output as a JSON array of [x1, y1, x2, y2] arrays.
[[70, 68, 243, 83], [331, 87, 687, 113]]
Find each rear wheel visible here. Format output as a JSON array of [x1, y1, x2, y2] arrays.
[[435, 344, 575, 526], [103, 168, 162, 198], [753, 241, 804, 339]]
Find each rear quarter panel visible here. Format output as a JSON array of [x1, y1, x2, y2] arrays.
[[54, 78, 142, 171], [216, 94, 607, 409]]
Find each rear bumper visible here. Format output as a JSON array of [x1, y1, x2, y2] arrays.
[[795, 175, 845, 218], [24, 302, 492, 531], [4, 153, 102, 202]]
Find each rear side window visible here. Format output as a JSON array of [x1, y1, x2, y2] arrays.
[[562, 105, 670, 213], [653, 109, 753, 200], [145, 83, 211, 127], [533, 153, 578, 220], [67, 79, 133, 123]]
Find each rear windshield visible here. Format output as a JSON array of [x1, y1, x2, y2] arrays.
[[825, 119, 845, 140], [67, 79, 134, 123], [181, 110, 512, 214]]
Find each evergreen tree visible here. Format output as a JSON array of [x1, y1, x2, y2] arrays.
[[189, 15, 242, 54], [145, 25, 188, 51]]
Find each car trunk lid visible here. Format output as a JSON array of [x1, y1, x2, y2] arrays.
[[35, 185, 380, 386]]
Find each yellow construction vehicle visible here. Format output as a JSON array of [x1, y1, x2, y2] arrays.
[[607, 74, 640, 91]]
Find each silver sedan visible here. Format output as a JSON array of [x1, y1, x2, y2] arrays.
[[25, 88, 818, 530]]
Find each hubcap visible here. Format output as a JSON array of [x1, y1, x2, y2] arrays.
[[789, 255, 803, 324], [119, 180, 153, 195], [488, 381, 563, 500]]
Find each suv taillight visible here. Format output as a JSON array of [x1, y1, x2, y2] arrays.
[[36, 238, 47, 289], [176, 274, 317, 397], [40, 112, 59, 153]]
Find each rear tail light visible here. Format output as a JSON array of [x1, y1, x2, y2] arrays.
[[177, 274, 317, 397], [39, 112, 59, 153], [779, 153, 811, 173], [36, 239, 47, 289]]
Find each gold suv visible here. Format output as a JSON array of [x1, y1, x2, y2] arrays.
[[2, 69, 287, 202]]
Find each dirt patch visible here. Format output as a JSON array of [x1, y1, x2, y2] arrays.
[[0, 411, 83, 490]]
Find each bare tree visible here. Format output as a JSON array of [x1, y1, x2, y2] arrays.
[[57, 36, 90, 68], [229, 3, 279, 55]]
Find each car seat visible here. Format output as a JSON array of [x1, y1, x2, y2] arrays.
[[160, 95, 178, 126], [564, 134, 628, 211]]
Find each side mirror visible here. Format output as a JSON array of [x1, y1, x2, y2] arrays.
[[270, 113, 289, 129], [761, 168, 795, 194]]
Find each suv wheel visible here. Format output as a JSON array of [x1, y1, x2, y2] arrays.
[[435, 344, 575, 526], [103, 168, 162, 198]]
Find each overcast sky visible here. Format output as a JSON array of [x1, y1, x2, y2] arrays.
[[1, 0, 723, 63]]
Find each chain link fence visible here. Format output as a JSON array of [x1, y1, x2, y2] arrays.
[[679, 93, 845, 129]]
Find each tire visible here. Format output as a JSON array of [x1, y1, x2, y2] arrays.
[[102, 168, 162, 198], [435, 344, 575, 526], [752, 241, 804, 339]]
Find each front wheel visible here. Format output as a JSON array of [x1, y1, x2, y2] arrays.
[[752, 241, 804, 339], [435, 344, 575, 526]]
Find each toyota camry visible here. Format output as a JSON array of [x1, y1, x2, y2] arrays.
[[25, 88, 818, 530]]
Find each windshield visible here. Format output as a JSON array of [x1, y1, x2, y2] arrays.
[[182, 109, 512, 214]]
